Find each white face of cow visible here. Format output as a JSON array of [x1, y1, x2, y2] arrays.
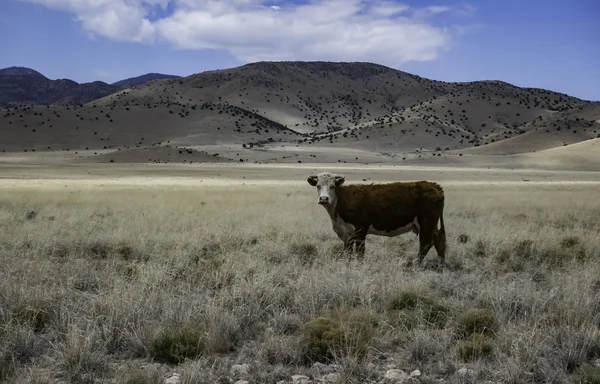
[[307, 172, 345, 208]]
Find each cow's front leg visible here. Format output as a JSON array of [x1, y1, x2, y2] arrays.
[[350, 229, 368, 261]]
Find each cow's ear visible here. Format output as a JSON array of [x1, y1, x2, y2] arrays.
[[334, 176, 345, 186], [307, 176, 318, 186]]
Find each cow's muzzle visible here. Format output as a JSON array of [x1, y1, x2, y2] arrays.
[[318, 196, 330, 205]]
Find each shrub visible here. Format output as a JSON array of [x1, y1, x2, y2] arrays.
[[149, 324, 206, 364], [458, 234, 470, 244], [86, 241, 110, 259], [301, 308, 378, 364], [473, 240, 487, 258], [455, 308, 498, 339], [12, 299, 54, 333], [388, 288, 450, 328], [495, 239, 537, 272], [457, 334, 495, 361], [542, 242, 587, 268], [515, 239, 534, 259], [561, 236, 581, 249], [116, 263, 139, 280], [290, 242, 318, 265], [114, 242, 135, 260], [388, 289, 432, 311]]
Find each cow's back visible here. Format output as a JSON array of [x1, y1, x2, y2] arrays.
[[335, 181, 443, 229]]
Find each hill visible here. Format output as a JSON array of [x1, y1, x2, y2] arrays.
[[0, 67, 179, 107], [455, 102, 600, 155], [304, 79, 597, 153], [1, 61, 598, 166], [90, 61, 455, 135], [112, 73, 181, 89]]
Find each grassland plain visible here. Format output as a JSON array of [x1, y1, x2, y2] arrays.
[[1, 174, 600, 384]]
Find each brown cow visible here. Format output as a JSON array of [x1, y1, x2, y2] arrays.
[[307, 172, 446, 265]]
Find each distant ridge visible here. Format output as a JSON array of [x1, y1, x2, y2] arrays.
[[0, 67, 180, 107], [0, 66, 47, 78], [112, 73, 181, 89]]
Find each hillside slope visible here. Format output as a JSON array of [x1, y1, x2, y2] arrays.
[[457, 102, 600, 155], [307, 79, 593, 153], [0, 103, 300, 152], [90, 61, 456, 134], [1, 61, 598, 162], [112, 73, 181, 89]]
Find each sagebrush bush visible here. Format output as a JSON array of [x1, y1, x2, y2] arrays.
[[12, 300, 54, 333], [457, 334, 495, 361], [387, 288, 450, 328], [562, 236, 581, 249], [149, 324, 207, 364], [388, 288, 433, 311], [473, 240, 487, 258], [290, 242, 318, 265], [458, 234, 470, 244], [455, 308, 498, 339], [301, 308, 378, 364]]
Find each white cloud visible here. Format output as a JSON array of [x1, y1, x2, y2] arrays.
[[22, 0, 161, 42], [368, 1, 410, 17], [20, 0, 476, 67]]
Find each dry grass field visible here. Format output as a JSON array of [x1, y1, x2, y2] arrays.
[[1, 166, 600, 384]]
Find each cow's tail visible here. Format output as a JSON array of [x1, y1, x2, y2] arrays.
[[436, 199, 447, 258], [439, 205, 446, 237]]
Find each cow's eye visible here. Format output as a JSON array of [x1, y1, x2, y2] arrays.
[[329, 185, 335, 189]]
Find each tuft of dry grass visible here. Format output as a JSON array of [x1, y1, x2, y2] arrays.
[[0, 181, 599, 382]]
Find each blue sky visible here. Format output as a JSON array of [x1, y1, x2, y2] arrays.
[[1, 0, 598, 101]]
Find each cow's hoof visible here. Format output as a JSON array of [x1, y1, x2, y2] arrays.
[[403, 259, 416, 270], [422, 260, 445, 272]]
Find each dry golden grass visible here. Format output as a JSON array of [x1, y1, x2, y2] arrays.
[[1, 180, 600, 383]]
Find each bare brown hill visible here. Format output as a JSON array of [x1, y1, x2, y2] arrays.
[[457, 102, 600, 155], [300, 79, 595, 153], [89, 61, 455, 134], [1, 61, 598, 162], [0, 103, 300, 153]]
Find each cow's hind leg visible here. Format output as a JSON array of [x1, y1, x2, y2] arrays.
[[433, 228, 446, 265], [433, 210, 446, 265], [417, 238, 434, 266], [415, 218, 435, 266]]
